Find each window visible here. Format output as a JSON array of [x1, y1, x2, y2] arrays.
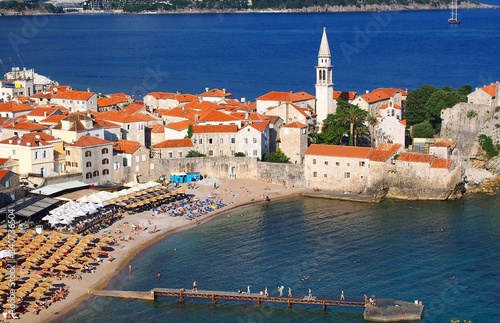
[[345, 172, 351, 178], [231, 138, 235, 144], [5, 180, 10, 189], [150, 163, 155, 170], [85, 151, 92, 157], [253, 150, 257, 156], [209, 138, 213, 144], [102, 148, 108, 154], [359, 161, 365, 167], [168, 152, 173, 158], [138, 124, 143, 130], [178, 151, 183, 158], [313, 171, 317, 177], [103, 169, 110, 175], [114, 163, 120, 169], [220, 150, 224, 156], [135, 165, 139, 172], [244, 138, 248, 144], [93, 171, 99, 177], [347, 163, 350, 167], [102, 158, 109, 165], [324, 161, 328, 166], [336, 162, 340, 166], [34, 151, 39, 159], [199, 139, 203, 144], [220, 138, 223, 144], [12, 150, 15, 155], [231, 150, 235, 156], [313, 159, 316, 165], [253, 138, 257, 143], [86, 172, 92, 179], [135, 156, 139, 163], [73, 162, 78, 167], [127, 124, 131, 130], [86, 162, 92, 167], [324, 174, 327, 178], [142, 154, 146, 161], [43, 150, 48, 158], [209, 150, 213, 156]]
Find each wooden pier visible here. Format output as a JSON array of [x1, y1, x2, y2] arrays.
[[93, 288, 424, 321]]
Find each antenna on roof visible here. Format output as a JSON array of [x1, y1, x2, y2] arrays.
[[0, 59, 6, 76], [17, 54, 26, 79]]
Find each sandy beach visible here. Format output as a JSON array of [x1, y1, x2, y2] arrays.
[[15, 178, 301, 323]]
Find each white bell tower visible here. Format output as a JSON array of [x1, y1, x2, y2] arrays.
[[315, 27, 334, 128]]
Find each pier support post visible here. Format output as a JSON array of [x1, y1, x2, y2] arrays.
[[288, 299, 292, 308], [258, 298, 261, 306], [180, 292, 184, 303], [323, 301, 326, 311], [212, 295, 216, 303]]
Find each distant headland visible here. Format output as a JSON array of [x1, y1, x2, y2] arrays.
[[0, 0, 497, 16]]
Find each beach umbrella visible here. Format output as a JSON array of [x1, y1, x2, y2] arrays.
[[78, 256, 92, 262], [0, 268, 9, 274], [42, 277, 55, 283], [95, 242, 108, 247], [39, 281, 52, 287], [31, 274, 43, 280], [55, 265, 68, 271]]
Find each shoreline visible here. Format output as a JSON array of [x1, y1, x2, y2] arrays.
[[1, 3, 498, 17], [26, 178, 302, 323]]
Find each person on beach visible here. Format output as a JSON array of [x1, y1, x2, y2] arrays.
[[193, 281, 197, 292], [340, 290, 345, 300], [308, 288, 312, 299]]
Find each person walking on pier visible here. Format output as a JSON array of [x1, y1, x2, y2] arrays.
[[248, 285, 251, 294], [340, 290, 345, 300], [278, 285, 283, 297], [264, 287, 269, 297], [308, 288, 312, 299], [193, 281, 197, 292], [288, 287, 292, 297]]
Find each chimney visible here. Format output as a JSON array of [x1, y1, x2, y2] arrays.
[[87, 88, 91, 92], [195, 114, 199, 122], [44, 112, 47, 118], [245, 112, 249, 119], [35, 135, 41, 139], [205, 87, 209, 92], [241, 97, 246, 103], [366, 90, 369, 94], [223, 88, 226, 94]]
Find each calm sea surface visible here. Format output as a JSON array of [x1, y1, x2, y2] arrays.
[[0, 9, 499, 100], [58, 195, 500, 322]]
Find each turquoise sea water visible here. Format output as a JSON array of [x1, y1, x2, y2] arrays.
[[59, 194, 500, 322], [0, 10, 499, 100]]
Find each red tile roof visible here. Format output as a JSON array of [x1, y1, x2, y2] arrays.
[[98, 97, 128, 108], [240, 120, 269, 133], [146, 92, 176, 100], [109, 93, 131, 99], [185, 101, 223, 111], [0, 158, 9, 165], [120, 101, 146, 115], [398, 152, 434, 163], [52, 90, 95, 101], [27, 107, 59, 117], [94, 119, 120, 128], [197, 109, 241, 123], [399, 119, 407, 126], [150, 123, 166, 133], [165, 120, 195, 131], [283, 121, 307, 129], [0, 101, 33, 113], [0, 170, 9, 181], [96, 111, 155, 123], [198, 88, 232, 98], [152, 138, 194, 149], [305, 144, 372, 158], [40, 115, 66, 124], [113, 139, 142, 154], [360, 88, 407, 104], [1, 118, 47, 131], [172, 94, 198, 103], [379, 102, 402, 110], [333, 91, 357, 101], [480, 82, 500, 97], [431, 158, 452, 169], [367, 143, 402, 162], [430, 138, 455, 149], [0, 132, 57, 147], [159, 107, 198, 121], [66, 135, 111, 148], [192, 124, 238, 134], [256, 91, 313, 102]]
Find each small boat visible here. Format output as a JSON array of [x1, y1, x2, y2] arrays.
[[448, 0, 461, 24]]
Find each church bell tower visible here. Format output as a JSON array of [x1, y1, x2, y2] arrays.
[[315, 27, 334, 128]]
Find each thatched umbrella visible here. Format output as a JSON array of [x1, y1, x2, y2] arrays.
[[79, 256, 92, 262], [38, 281, 52, 288], [54, 265, 68, 271]]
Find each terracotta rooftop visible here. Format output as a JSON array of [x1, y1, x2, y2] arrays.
[[152, 138, 194, 149], [256, 91, 314, 102], [66, 135, 111, 148], [0, 170, 9, 181], [333, 91, 357, 101], [52, 90, 95, 101], [120, 101, 145, 115], [98, 97, 128, 107], [172, 94, 198, 103], [94, 119, 120, 128], [96, 111, 156, 123], [193, 124, 238, 134], [197, 109, 241, 123], [0, 158, 9, 165], [198, 88, 232, 98], [398, 152, 434, 163], [360, 88, 407, 103], [0, 101, 33, 113], [150, 123, 166, 133], [430, 158, 452, 169], [0, 132, 58, 147], [367, 143, 402, 162], [305, 144, 372, 158], [430, 138, 455, 149], [159, 107, 198, 121], [40, 115, 66, 124], [26, 107, 60, 117], [165, 120, 195, 131], [240, 120, 269, 133], [185, 101, 223, 111], [379, 102, 402, 110], [283, 121, 307, 129], [146, 92, 176, 100], [113, 139, 142, 154], [480, 82, 500, 97], [1, 118, 47, 131]]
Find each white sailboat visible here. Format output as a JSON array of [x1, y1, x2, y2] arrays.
[[448, 0, 461, 24]]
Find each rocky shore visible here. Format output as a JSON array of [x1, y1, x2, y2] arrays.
[[0, 1, 497, 16]]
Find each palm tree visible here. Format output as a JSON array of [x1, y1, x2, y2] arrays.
[[353, 123, 369, 147], [338, 105, 368, 146], [367, 115, 378, 148]]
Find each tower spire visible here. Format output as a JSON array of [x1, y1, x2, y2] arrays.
[[318, 27, 331, 57]]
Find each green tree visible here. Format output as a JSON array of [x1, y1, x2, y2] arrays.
[[234, 152, 245, 157], [412, 120, 435, 138], [456, 85, 472, 96], [404, 84, 439, 126], [185, 150, 206, 158], [336, 100, 368, 146], [184, 124, 193, 139], [317, 113, 349, 145], [262, 148, 291, 163], [367, 115, 379, 148], [478, 134, 499, 159], [424, 89, 466, 131]]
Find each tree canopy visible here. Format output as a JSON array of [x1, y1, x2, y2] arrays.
[[411, 120, 435, 138], [186, 150, 206, 158], [262, 148, 291, 163]]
